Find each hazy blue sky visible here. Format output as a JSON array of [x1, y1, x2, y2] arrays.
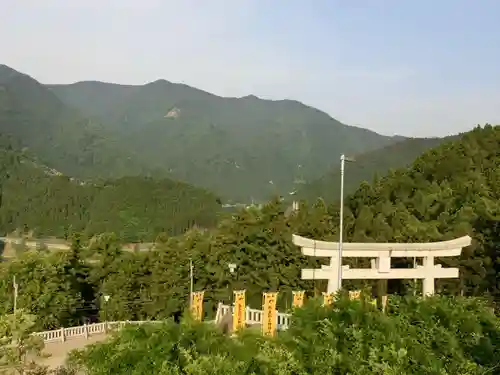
[[2, 0, 499, 137]]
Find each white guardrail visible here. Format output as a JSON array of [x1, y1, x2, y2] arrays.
[[34, 303, 292, 343]]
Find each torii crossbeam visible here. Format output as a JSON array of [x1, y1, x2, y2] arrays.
[[292, 234, 472, 295]]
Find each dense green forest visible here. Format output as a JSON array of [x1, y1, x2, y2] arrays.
[[48, 79, 403, 201], [67, 296, 500, 374], [0, 64, 154, 180], [1, 124, 500, 330], [0, 137, 221, 241], [11, 63, 475, 203], [341, 124, 500, 298], [2, 64, 413, 201], [300, 135, 454, 202], [1, 125, 500, 373], [3, 62, 500, 372]]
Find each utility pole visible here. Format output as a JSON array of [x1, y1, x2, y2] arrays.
[[189, 259, 194, 308], [331, 154, 355, 293], [13, 276, 18, 314]]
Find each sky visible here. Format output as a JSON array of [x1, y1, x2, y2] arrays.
[[1, 0, 499, 137]]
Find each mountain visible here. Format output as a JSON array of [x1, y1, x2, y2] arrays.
[[0, 136, 221, 241], [299, 135, 456, 202], [0, 65, 152, 179], [47, 78, 403, 201], [340, 124, 500, 297]]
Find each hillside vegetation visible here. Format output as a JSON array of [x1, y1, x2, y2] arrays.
[[47, 78, 402, 201], [300, 135, 454, 202], [0, 138, 221, 241], [0, 64, 152, 180], [68, 296, 500, 375], [1, 125, 500, 332], [9, 64, 464, 202], [340, 124, 500, 298], [0, 125, 499, 374]]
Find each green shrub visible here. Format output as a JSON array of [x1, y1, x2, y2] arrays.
[[69, 296, 500, 375], [280, 294, 500, 374]]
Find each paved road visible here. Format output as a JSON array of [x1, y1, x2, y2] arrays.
[[37, 334, 109, 370]]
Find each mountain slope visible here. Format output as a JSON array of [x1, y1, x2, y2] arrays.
[[48, 79, 403, 201], [0, 65, 152, 179], [45, 80, 138, 119], [340, 124, 500, 297], [299, 135, 455, 202], [0, 136, 221, 241]]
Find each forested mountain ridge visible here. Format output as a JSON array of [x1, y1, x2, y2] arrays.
[[1, 125, 499, 331], [339, 124, 500, 297], [0, 64, 156, 180], [0, 137, 222, 241], [1, 125, 500, 374], [47, 77, 404, 201], [299, 135, 457, 202]]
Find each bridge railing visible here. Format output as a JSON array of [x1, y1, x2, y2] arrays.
[[35, 303, 293, 343], [34, 320, 161, 343], [215, 303, 292, 330]]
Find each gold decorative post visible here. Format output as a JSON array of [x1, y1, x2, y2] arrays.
[[262, 292, 278, 337], [232, 290, 246, 332], [349, 290, 361, 300], [322, 292, 334, 306], [190, 291, 204, 321], [292, 291, 305, 308]]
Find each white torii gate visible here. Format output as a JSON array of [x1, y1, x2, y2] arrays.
[[292, 234, 472, 296]]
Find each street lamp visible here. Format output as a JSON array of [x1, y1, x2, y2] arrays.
[[103, 294, 110, 332], [228, 263, 237, 309], [228, 263, 237, 274], [332, 154, 355, 293]]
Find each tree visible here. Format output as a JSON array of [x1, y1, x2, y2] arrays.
[[0, 310, 46, 375], [0, 252, 85, 330], [68, 296, 500, 374]]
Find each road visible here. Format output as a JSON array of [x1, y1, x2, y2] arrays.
[[37, 334, 109, 370], [0, 237, 154, 254]]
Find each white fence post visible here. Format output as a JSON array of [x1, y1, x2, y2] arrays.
[[215, 304, 291, 330], [215, 302, 223, 323], [36, 312, 268, 344], [422, 255, 436, 296]]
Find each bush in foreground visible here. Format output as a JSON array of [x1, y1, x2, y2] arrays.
[[67, 295, 500, 375]]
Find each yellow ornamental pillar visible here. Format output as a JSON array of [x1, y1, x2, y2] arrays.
[[232, 290, 246, 332], [262, 292, 278, 337], [349, 290, 361, 300], [292, 290, 305, 308], [322, 292, 334, 306], [190, 291, 205, 321]]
